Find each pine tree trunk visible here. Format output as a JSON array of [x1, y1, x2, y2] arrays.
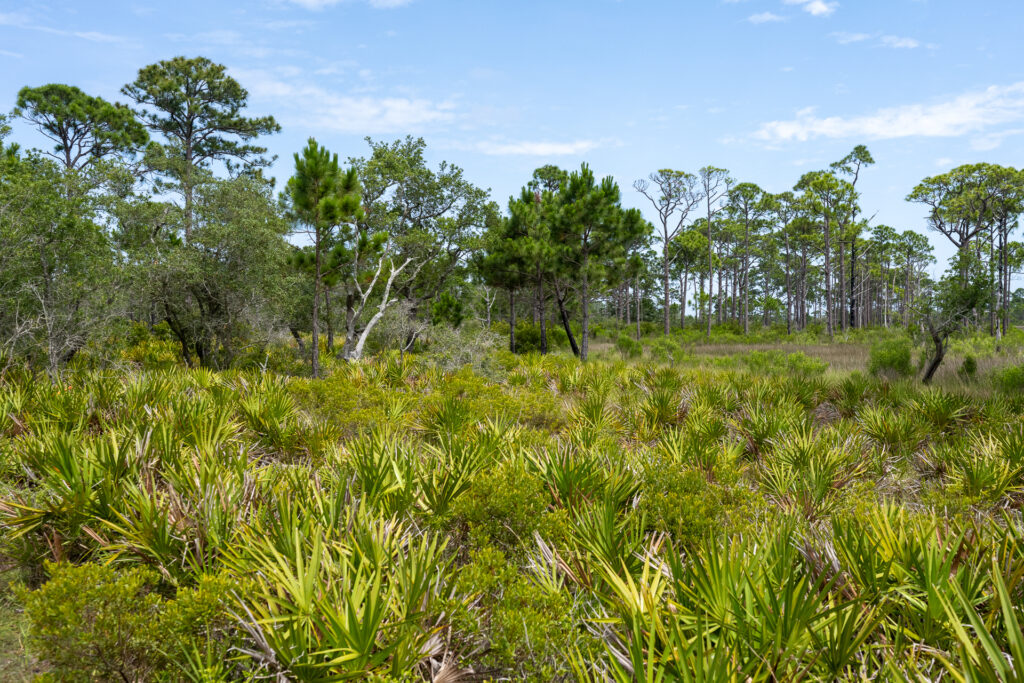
[[635, 273, 641, 340], [581, 265, 590, 361], [824, 215, 833, 339], [680, 268, 688, 330], [555, 284, 580, 357], [312, 232, 321, 378], [663, 252, 671, 335], [539, 278, 548, 354], [325, 286, 334, 351], [509, 289, 516, 354]]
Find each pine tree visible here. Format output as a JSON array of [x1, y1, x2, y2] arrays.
[[286, 138, 362, 378]]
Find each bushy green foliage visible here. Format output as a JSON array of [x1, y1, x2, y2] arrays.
[[451, 459, 550, 550], [994, 363, 1024, 394], [868, 337, 915, 378], [638, 459, 724, 546], [18, 563, 243, 682], [959, 353, 978, 380], [450, 545, 585, 679], [614, 332, 643, 359], [646, 335, 687, 363], [19, 563, 166, 681], [430, 291, 464, 327]]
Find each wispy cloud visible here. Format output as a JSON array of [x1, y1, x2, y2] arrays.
[[0, 49, 23, 59], [753, 81, 1024, 146], [474, 139, 602, 156], [970, 127, 1024, 151], [783, 0, 838, 17], [880, 35, 920, 49], [233, 68, 455, 133], [0, 11, 129, 43], [833, 32, 923, 49], [748, 12, 784, 23], [832, 31, 870, 44]]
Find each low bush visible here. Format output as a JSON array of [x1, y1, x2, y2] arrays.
[[451, 459, 551, 550], [638, 458, 725, 547], [868, 338, 914, 378], [450, 545, 583, 679], [18, 563, 243, 682], [994, 363, 1024, 394], [615, 332, 643, 359], [647, 335, 686, 363], [959, 353, 978, 380]]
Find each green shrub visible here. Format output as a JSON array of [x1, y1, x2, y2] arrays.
[[450, 545, 583, 679], [994, 364, 1024, 394], [638, 458, 724, 547], [958, 353, 978, 381], [615, 333, 642, 359], [647, 336, 686, 363], [451, 460, 550, 550], [18, 563, 246, 682], [868, 338, 914, 378], [19, 563, 167, 681], [430, 291, 464, 327]]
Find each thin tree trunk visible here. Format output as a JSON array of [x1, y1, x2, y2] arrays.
[[539, 278, 548, 354], [663, 250, 671, 335], [824, 215, 833, 339], [849, 238, 857, 329], [325, 286, 334, 351], [635, 273, 641, 340], [838, 238, 846, 333], [509, 289, 516, 353], [312, 234, 321, 378], [680, 268, 688, 330], [555, 284, 580, 357], [581, 264, 590, 361]]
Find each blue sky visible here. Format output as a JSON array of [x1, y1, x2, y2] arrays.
[[2, 0, 1023, 271]]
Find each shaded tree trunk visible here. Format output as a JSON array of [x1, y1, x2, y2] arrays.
[[555, 284, 580, 357], [509, 289, 516, 353]]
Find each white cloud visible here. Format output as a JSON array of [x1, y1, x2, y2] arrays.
[[0, 12, 128, 43], [784, 0, 838, 17], [233, 68, 454, 133], [0, 49, 23, 58], [880, 35, 920, 49], [970, 128, 1024, 151], [753, 81, 1024, 146], [832, 31, 870, 44], [474, 140, 601, 156], [748, 11, 784, 23], [832, 32, 924, 49]]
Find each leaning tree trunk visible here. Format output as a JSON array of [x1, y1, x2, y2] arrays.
[[555, 285, 580, 357], [925, 315, 946, 385]]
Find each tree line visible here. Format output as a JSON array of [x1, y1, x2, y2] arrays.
[[1, 55, 1022, 376]]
